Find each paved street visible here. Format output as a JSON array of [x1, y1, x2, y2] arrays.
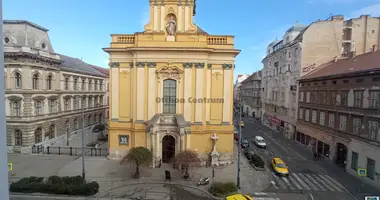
[[236, 116, 360, 200]]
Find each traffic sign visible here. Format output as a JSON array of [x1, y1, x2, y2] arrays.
[[358, 168, 367, 176], [8, 163, 12, 171]]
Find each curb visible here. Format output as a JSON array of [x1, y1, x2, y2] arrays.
[[100, 181, 223, 200]]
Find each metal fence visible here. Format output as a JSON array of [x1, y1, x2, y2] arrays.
[[31, 145, 108, 157]]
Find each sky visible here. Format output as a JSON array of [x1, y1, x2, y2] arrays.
[[3, 0, 380, 79]]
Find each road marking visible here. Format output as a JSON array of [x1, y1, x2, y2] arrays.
[[311, 174, 335, 192], [270, 181, 279, 189], [288, 174, 303, 190], [292, 173, 311, 190], [305, 174, 326, 191], [318, 174, 342, 192], [272, 172, 287, 189], [322, 175, 345, 189], [281, 176, 296, 190], [253, 192, 268, 196], [254, 198, 280, 200], [298, 173, 318, 190]]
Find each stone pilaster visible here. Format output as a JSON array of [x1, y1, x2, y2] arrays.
[[22, 94, 33, 117]]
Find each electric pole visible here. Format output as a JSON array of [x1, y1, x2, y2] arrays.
[[0, 1, 11, 198]]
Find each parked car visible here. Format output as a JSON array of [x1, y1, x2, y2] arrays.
[[244, 149, 255, 160], [250, 154, 265, 169], [240, 121, 244, 128], [254, 136, 267, 148], [234, 133, 239, 141], [272, 157, 289, 176], [225, 194, 253, 200], [241, 139, 250, 148]]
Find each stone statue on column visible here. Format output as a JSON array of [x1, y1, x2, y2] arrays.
[[210, 133, 220, 166]]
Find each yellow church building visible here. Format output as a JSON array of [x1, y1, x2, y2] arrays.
[[103, 0, 240, 166]]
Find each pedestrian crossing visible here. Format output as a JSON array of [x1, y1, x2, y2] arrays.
[[270, 172, 346, 192]]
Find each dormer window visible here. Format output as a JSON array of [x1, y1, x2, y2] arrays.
[[41, 43, 46, 49], [4, 37, 9, 44]]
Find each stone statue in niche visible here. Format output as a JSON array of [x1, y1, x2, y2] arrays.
[[166, 15, 176, 36]]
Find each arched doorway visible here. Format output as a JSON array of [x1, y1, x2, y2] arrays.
[[335, 143, 348, 167], [162, 135, 176, 163]]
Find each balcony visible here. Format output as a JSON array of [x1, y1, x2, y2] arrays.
[[109, 34, 235, 49]]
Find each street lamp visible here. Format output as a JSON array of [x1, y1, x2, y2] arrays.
[[237, 100, 242, 189]]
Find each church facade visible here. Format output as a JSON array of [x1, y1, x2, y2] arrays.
[[104, 0, 240, 166]]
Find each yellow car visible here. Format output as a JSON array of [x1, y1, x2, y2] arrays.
[[272, 157, 289, 176], [240, 121, 244, 128], [225, 193, 254, 200]]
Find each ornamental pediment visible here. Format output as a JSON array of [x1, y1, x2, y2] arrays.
[[156, 62, 183, 81]]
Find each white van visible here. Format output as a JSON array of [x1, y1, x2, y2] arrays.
[[254, 136, 267, 148]]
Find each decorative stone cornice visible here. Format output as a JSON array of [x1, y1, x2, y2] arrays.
[[207, 64, 212, 69], [194, 63, 204, 68], [147, 62, 157, 68], [110, 62, 120, 68], [222, 64, 233, 69], [183, 63, 193, 68], [136, 62, 146, 68]]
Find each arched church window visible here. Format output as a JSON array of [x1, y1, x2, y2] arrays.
[[163, 79, 177, 114]]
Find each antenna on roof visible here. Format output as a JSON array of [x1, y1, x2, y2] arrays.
[[326, 13, 333, 20]]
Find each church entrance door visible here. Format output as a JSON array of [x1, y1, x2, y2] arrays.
[[162, 135, 176, 163]]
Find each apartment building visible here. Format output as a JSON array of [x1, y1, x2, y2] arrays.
[[3, 20, 109, 153], [233, 74, 250, 105], [297, 50, 380, 189], [262, 15, 380, 139], [240, 71, 262, 118]]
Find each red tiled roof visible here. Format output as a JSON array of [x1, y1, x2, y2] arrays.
[[302, 50, 380, 80], [91, 65, 109, 76]]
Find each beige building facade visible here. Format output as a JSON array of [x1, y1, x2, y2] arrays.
[[240, 71, 262, 118], [4, 20, 109, 153], [262, 15, 380, 139]]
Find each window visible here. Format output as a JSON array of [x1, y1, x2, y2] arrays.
[[49, 125, 55, 138], [330, 91, 336, 105], [369, 91, 380, 109], [100, 96, 103, 105], [305, 110, 310, 122], [367, 158, 376, 180], [15, 72, 21, 89], [306, 92, 310, 103], [64, 77, 69, 90], [311, 92, 318, 103], [95, 80, 98, 91], [74, 118, 78, 129], [32, 74, 39, 89], [94, 114, 97, 124], [11, 101, 21, 116], [163, 79, 177, 114], [73, 78, 78, 90], [35, 101, 43, 116], [299, 92, 304, 102], [82, 79, 85, 91], [48, 100, 55, 113], [34, 128, 42, 143], [312, 110, 317, 123], [87, 115, 91, 125], [88, 97, 93, 107], [73, 97, 79, 109], [319, 112, 325, 126], [99, 113, 103, 123], [46, 75, 52, 90], [41, 43, 46, 49], [4, 37, 9, 43], [88, 79, 92, 90], [100, 81, 103, 91], [368, 120, 379, 140], [64, 98, 70, 111], [352, 117, 362, 134], [351, 152, 358, 170], [339, 115, 347, 131], [328, 113, 335, 128], [354, 91, 362, 108], [14, 130, 22, 146], [321, 91, 327, 104], [82, 97, 86, 108], [94, 97, 98, 106], [340, 91, 348, 106]]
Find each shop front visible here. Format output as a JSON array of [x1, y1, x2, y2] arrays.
[[263, 114, 281, 130]]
